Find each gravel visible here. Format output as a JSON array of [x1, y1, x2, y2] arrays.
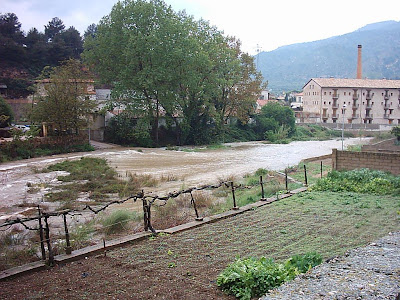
[[262, 231, 400, 300]]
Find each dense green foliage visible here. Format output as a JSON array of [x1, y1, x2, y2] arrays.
[[30, 59, 96, 134], [104, 111, 153, 147], [217, 252, 322, 300], [84, 0, 263, 146], [0, 13, 85, 98], [0, 96, 14, 127], [0, 134, 92, 162], [253, 102, 296, 142], [257, 20, 400, 92], [312, 168, 400, 195], [391, 126, 400, 140]]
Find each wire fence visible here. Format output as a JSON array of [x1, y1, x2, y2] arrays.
[[0, 164, 316, 269]]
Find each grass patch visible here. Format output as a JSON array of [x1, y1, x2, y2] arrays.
[[101, 210, 140, 235], [42, 157, 149, 210], [287, 160, 332, 185]]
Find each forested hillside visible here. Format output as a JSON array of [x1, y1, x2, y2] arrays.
[[257, 20, 400, 92], [0, 13, 88, 98]]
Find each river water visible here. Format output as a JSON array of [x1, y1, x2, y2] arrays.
[[0, 138, 368, 220]]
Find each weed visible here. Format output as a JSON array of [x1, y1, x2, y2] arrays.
[[101, 210, 138, 235], [217, 252, 322, 300]]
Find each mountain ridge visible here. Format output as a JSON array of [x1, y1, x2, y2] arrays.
[[256, 20, 400, 93]]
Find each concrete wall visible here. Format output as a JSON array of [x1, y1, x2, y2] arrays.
[[332, 149, 400, 175], [361, 138, 400, 153]]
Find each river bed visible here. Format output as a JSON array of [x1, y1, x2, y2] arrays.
[[0, 138, 369, 222]]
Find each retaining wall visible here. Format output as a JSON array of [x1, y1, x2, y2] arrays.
[[332, 149, 400, 175], [361, 138, 400, 153]]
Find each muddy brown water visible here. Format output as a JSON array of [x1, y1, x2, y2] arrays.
[[0, 138, 369, 224]]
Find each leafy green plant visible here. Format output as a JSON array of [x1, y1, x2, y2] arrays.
[[390, 126, 400, 141], [217, 252, 322, 300], [285, 251, 322, 273], [312, 168, 400, 195]]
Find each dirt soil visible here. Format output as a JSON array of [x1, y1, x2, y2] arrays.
[[1, 189, 399, 300]]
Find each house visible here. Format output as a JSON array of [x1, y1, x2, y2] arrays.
[[302, 78, 400, 125], [291, 92, 303, 110]]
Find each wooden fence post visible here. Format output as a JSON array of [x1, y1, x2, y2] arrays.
[[320, 161, 323, 178], [142, 198, 149, 232], [260, 176, 266, 201], [304, 165, 308, 186], [63, 213, 72, 255], [44, 215, 54, 266], [285, 169, 288, 191], [231, 182, 239, 210], [37, 205, 46, 261], [190, 192, 203, 221]]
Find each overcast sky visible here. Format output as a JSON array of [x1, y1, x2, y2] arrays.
[[2, 0, 400, 54]]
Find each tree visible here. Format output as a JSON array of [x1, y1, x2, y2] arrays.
[[45, 17, 65, 41], [0, 96, 14, 127], [57, 26, 83, 59], [84, 24, 97, 39], [0, 13, 25, 64], [83, 0, 263, 145], [31, 59, 95, 134], [255, 102, 296, 141], [391, 125, 400, 141], [25, 28, 48, 74]]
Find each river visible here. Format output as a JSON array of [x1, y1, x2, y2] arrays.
[[0, 138, 369, 220]]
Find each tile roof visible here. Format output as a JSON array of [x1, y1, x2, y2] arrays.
[[308, 78, 400, 89]]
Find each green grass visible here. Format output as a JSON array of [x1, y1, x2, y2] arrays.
[[101, 210, 140, 235], [42, 157, 142, 208], [287, 160, 332, 186]]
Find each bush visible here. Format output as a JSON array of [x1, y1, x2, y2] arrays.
[[312, 168, 400, 195], [101, 210, 137, 235], [217, 252, 322, 300]]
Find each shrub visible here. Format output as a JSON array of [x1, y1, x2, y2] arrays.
[[312, 168, 400, 195], [101, 210, 137, 235], [286, 251, 322, 273], [217, 252, 322, 300]]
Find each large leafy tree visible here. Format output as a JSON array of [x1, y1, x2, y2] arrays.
[[31, 59, 95, 134], [84, 0, 263, 145]]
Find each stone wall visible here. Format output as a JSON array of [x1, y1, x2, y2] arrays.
[[332, 149, 400, 175]]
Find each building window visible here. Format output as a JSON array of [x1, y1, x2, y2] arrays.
[[344, 92, 346, 96], [324, 92, 326, 95]]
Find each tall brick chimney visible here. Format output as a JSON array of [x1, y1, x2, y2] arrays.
[[356, 45, 362, 79]]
